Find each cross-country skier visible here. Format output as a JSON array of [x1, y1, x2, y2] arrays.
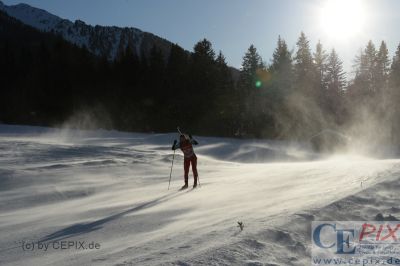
[[172, 134, 199, 189]]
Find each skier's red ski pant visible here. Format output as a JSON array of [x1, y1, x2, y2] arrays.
[[184, 155, 198, 182]]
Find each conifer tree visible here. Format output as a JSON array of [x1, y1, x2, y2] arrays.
[[269, 36, 293, 94], [189, 39, 218, 133], [163, 44, 190, 129], [388, 44, 400, 145], [390, 44, 400, 89], [314, 41, 328, 93], [238, 44, 265, 93], [294, 32, 317, 95], [237, 45, 265, 136], [376, 41, 390, 93], [324, 49, 346, 122], [290, 32, 322, 140], [214, 51, 236, 136]]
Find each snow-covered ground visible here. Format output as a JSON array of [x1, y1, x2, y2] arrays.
[[0, 124, 399, 266]]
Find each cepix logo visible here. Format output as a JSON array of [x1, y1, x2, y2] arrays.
[[312, 221, 400, 263]]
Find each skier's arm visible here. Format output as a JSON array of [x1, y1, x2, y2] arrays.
[[189, 134, 198, 145], [171, 140, 180, 150]]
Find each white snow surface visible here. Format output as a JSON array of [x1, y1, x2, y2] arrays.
[[0, 124, 400, 266]]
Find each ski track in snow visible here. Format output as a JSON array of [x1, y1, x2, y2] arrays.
[[0, 124, 399, 266]]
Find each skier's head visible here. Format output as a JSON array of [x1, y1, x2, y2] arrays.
[[180, 134, 190, 142]]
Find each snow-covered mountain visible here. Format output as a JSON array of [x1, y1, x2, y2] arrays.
[[0, 1, 173, 60]]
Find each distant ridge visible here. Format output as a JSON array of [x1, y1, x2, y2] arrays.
[[0, 0, 173, 60]]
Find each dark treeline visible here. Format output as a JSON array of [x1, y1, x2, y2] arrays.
[[2, 10, 400, 148], [0, 11, 235, 136]]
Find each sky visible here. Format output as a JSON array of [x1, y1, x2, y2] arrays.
[[3, 0, 400, 73]]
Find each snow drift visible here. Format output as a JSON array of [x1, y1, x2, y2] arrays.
[[0, 124, 399, 266]]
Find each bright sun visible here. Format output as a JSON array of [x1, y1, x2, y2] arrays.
[[320, 0, 366, 39]]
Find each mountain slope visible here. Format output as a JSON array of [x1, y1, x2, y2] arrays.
[[0, 8, 108, 125], [0, 0, 173, 60]]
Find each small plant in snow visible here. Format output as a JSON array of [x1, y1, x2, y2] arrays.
[[237, 221, 244, 231]]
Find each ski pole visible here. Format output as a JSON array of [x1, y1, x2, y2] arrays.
[[168, 127, 181, 190], [168, 149, 176, 190]]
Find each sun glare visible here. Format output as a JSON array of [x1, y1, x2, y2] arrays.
[[319, 0, 366, 39]]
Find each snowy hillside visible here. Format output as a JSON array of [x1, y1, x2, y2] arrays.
[[0, 1, 173, 60], [0, 1, 62, 31], [0, 124, 399, 265]]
